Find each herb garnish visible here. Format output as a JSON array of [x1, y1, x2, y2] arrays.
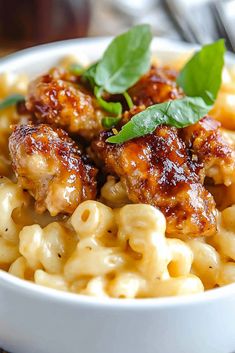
[[0, 94, 24, 110], [107, 97, 210, 143], [107, 39, 225, 143], [82, 25, 152, 127], [102, 116, 122, 129], [82, 62, 98, 89], [94, 87, 122, 116], [94, 86, 122, 128], [94, 24, 152, 94], [177, 40, 225, 105], [123, 92, 134, 109]]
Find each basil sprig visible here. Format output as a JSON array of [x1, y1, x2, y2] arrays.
[[123, 91, 134, 109], [102, 116, 122, 129], [107, 40, 225, 144], [95, 87, 122, 115], [82, 25, 152, 127], [94, 86, 122, 128], [82, 62, 98, 89], [0, 94, 24, 110], [94, 24, 152, 94], [83, 24, 152, 93], [98, 96, 122, 128], [97, 96, 122, 116], [177, 40, 225, 105], [107, 97, 210, 143]]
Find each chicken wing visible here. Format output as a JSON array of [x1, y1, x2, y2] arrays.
[[92, 127, 217, 237], [26, 68, 105, 139], [9, 124, 97, 216]]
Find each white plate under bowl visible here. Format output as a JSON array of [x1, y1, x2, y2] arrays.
[[0, 37, 234, 353]]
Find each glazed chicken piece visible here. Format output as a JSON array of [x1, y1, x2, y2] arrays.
[[26, 68, 105, 139], [9, 124, 97, 216], [92, 127, 217, 237], [182, 116, 235, 186], [128, 66, 235, 186], [128, 66, 183, 106]]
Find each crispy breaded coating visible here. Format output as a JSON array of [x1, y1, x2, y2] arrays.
[[26, 68, 104, 139], [92, 127, 217, 237], [128, 66, 183, 106], [9, 124, 97, 216], [182, 116, 235, 186]]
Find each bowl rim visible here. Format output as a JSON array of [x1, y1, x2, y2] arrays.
[[0, 35, 234, 72], [1, 269, 235, 309], [0, 36, 197, 67], [0, 36, 235, 309]]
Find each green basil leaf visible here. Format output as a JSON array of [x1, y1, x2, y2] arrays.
[[123, 91, 134, 109], [94, 86, 122, 117], [0, 94, 24, 110], [97, 96, 122, 116], [69, 63, 84, 75], [102, 116, 121, 129], [82, 62, 98, 89], [95, 24, 152, 94], [97, 98, 122, 116], [107, 97, 211, 143], [177, 40, 225, 105]]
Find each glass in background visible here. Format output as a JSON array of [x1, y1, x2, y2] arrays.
[[0, 0, 90, 54]]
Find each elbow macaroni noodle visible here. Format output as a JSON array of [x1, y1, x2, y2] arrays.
[[2, 175, 233, 299], [0, 72, 29, 177], [1, 164, 235, 298], [0, 63, 235, 299]]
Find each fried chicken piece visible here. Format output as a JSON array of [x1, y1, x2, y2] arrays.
[[128, 66, 183, 106], [182, 116, 235, 186], [9, 124, 97, 216], [128, 67, 235, 187], [26, 68, 105, 139], [92, 127, 217, 237]]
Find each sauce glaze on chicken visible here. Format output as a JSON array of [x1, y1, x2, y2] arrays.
[[92, 127, 217, 237], [9, 124, 97, 216], [26, 68, 105, 139], [9, 65, 235, 237]]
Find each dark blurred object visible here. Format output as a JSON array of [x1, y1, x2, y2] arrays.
[[0, 0, 90, 53], [213, 0, 235, 52], [164, 0, 235, 52], [98, 0, 235, 52]]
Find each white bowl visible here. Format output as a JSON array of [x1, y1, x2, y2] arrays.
[[0, 37, 235, 353]]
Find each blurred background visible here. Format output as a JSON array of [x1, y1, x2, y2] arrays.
[[0, 0, 235, 55]]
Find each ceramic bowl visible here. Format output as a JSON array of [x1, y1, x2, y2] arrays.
[[0, 37, 235, 353]]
